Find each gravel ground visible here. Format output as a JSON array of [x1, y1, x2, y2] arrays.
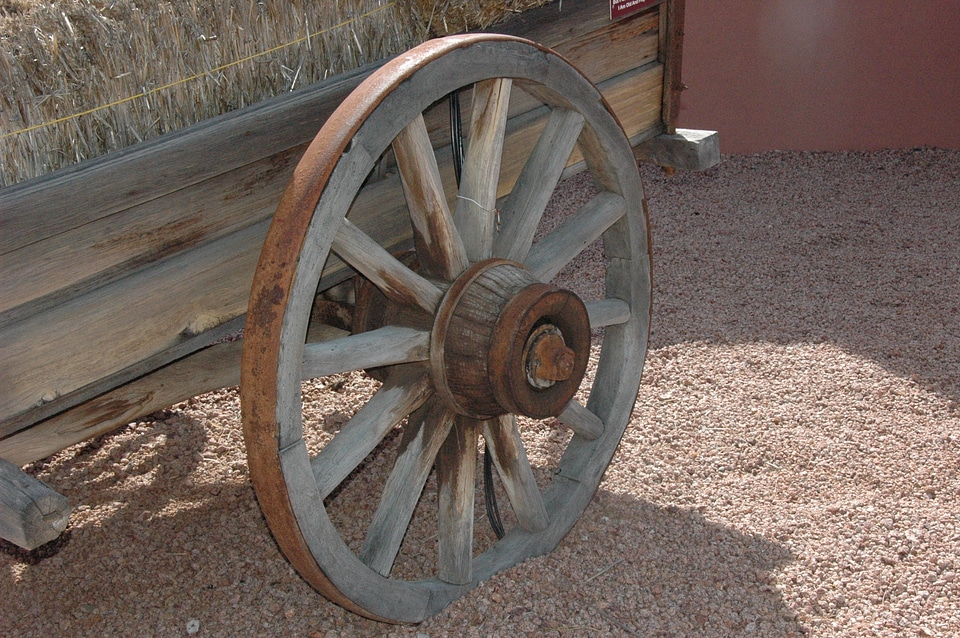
[[3, 148, 959, 637]]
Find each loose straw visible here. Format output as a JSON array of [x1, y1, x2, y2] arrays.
[[0, 1, 397, 141]]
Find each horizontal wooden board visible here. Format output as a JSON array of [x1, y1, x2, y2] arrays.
[[0, 63, 379, 257], [0, 61, 663, 435], [0, 5, 661, 331]]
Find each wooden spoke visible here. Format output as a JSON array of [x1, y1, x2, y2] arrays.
[[393, 114, 469, 280], [525, 191, 625, 282], [359, 400, 455, 576], [436, 417, 480, 585], [454, 78, 512, 262], [311, 367, 434, 500], [482, 415, 548, 532], [585, 298, 631, 329], [493, 108, 585, 262], [301, 326, 429, 379], [558, 399, 604, 440], [332, 218, 443, 313]]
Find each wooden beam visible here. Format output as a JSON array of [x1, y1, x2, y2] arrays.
[[0, 62, 663, 435], [0, 457, 71, 550]]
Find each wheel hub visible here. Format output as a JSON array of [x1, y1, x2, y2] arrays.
[[430, 259, 590, 419]]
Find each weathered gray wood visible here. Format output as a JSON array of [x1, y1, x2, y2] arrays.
[[393, 115, 469, 280], [436, 417, 479, 585], [332, 219, 444, 314], [0, 457, 72, 550], [0, 323, 352, 466], [0, 340, 241, 466], [359, 400, 454, 576], [482, 415, 548, 531], [526, 191, 625, 282], [311, 367, 433, 499], [585, 298, 632, 329], [301, 326, 431, 379], [0, 146, 301, 329], [455, 79, 512, 262], [0, 62, 382, 256], [558, 399, 604, 441], [634, 128, 720, 170], [494, 108, 585, 263]]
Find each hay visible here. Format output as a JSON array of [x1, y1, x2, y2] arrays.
[[406, 0, 552, 36], [0, 0, 553, 187]]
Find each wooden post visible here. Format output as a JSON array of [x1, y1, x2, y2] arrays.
[[0, 457, 71, 550]]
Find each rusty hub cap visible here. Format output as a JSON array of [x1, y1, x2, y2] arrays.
[[430, 259, 590, 419]]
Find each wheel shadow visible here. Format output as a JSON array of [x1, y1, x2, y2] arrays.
[[425, 486, 804, 637], [1, 464, 805, 637], [639, 148, 960, 405]]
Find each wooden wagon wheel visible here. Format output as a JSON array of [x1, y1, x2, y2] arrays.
[[241, 34, 651, 623]]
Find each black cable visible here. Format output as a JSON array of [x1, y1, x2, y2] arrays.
[[449, 91, 464, 187], [483, 446, 505, 540]]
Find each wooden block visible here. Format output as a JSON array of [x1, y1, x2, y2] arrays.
[[0, 457, 71, 550], [633, 128, 720, 170]]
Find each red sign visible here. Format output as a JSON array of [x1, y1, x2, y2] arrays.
[[610, 0, 653, 21]]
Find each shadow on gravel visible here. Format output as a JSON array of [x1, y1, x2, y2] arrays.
[[436, 487, 807, 637], [3, 404, 803, 636], [640, 148, 960, 405], [2, 472, 806, 637]]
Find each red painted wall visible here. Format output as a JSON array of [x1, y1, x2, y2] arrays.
[[676, 1, 960, 153]]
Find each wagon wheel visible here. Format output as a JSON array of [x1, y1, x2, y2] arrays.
[[241, 34, 651, 623]]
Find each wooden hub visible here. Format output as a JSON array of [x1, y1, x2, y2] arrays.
[[430, 259, 590, 419]]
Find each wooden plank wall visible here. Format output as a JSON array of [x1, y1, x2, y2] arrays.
[[0, 0, 673, 441]]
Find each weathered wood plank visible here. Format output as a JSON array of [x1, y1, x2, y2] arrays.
[[0, 457, 72, 550], [0, 62, 661, 434], [0, 340, 241, 466], [494, 108, 585, 263], [0, 145, 303, 328], [332, 220, 444, 315], [301, 327, 431, 379], [659, 0, 686, 133], [0, 62, 382, 256], [526, 191, 626, 282], [393, 115, 468, 280]]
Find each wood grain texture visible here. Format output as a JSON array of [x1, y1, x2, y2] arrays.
[[359, 400, 454, 576], [455, 78, 512, 262], [392, 115, 469, 280], [436, 417, 479, 585], [526, 191, 626, 282], [494, 108, 585, 263], [331, 219, 443, 315], [0, 457, 72, 550], [311, 367, 433, 500]]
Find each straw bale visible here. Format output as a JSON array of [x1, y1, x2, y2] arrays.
[[0, 0, 554, 186], [406, 0, 553, 36]]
